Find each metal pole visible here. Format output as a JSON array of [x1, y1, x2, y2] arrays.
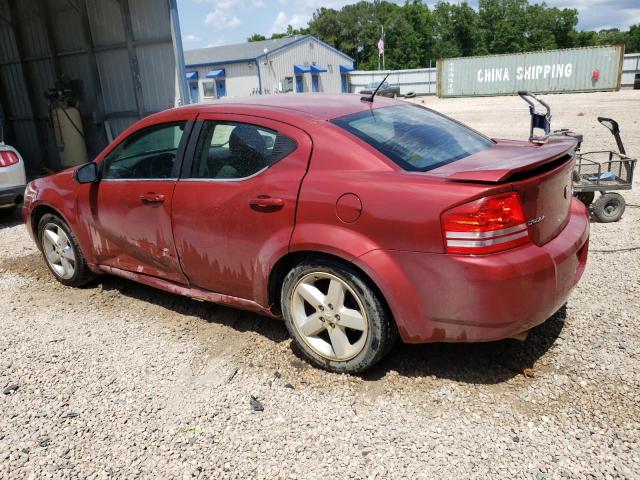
[[38, 0, 62, 79], [77, 0, 108, 153], [169, 0, 189, 105], [119, 0, 145, 118], [382, 25, 385, 71]]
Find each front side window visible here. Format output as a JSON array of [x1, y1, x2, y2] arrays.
[[203, 81, 215, 98], [190, 121, 297, 180], [101, 122, 186, 180], [332, 104, 494, 172]]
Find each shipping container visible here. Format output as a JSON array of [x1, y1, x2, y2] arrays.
[[621, 52, 640, 88], [437, 45, 625, 98]]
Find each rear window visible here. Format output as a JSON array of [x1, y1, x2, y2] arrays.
[[332, 104, 494, 172]]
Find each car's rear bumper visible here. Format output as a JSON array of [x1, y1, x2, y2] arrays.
[[355, 199, 590, 343], [0, 184, 26, 208]]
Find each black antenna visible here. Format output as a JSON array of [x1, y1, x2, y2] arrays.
[[361, 73, 390, 103]]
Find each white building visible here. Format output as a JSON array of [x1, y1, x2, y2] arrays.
[[184, 35, 355, 101]]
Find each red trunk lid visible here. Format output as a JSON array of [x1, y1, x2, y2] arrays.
[[432, 137, 578, 246]]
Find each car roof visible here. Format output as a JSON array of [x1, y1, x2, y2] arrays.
[[169, 93, 399, 123]]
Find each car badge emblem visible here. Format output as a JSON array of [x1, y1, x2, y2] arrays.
[[527, 215, 545, 226]]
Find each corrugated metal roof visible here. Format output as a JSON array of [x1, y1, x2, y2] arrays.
[[184, 35, 306, 66]]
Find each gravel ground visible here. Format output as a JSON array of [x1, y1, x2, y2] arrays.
[[1, 90, 639, 479]]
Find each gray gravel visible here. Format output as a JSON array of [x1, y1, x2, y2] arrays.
[[1, 90, 639, 479]]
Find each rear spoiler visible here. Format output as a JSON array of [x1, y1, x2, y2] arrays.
[[446, 137, 577, 183]]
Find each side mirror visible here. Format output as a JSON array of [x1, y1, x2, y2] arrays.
[[76, 162, 98, 184]]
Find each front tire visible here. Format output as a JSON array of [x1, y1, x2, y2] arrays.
[[281, 259, 397, 373], [38, 213, 94, 287]]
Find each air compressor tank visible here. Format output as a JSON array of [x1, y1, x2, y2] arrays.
[[50, 100, 88, 168]]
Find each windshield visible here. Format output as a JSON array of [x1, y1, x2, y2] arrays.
[[331, 104, 494, 172]]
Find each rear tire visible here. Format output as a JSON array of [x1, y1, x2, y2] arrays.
[[592, 192, 625, 223], [37, 213, 95, 287], [281, 258, 397, 373]]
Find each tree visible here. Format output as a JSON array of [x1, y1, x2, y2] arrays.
[[627, 24, 640, 53], [247, 33, 266, 42], [302, 0, 638, 69], [271, 25, 310, 39], [248, 26, 309, 43]]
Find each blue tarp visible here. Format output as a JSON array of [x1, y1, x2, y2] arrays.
[[339, 65, 354, 73], [186, 71, 198, 80], [310, 65, 327, 73]]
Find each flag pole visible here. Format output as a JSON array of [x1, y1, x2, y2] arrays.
[[382, 25, 385, 71], [378, 25, 381, 71]]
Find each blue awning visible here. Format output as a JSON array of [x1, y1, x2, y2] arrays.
[[294, 65, 311, 74], [310, 65, 327, 74], [339, 65, 354, 73], [186, 71, 198, 80], [206, 69, 225, 78]]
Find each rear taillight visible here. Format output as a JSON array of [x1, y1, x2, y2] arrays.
[[441, 192, 530, 255], [0, 151, 19, 167]]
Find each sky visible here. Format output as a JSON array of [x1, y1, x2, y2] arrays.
[[177, 0, 640, 50]]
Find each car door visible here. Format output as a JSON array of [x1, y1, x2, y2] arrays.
[[171, 114, 312, 303], [85, 120, 193, 284]]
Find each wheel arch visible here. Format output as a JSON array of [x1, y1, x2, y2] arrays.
[[268, 250, 394, 323], [30, 204, 69, 246]]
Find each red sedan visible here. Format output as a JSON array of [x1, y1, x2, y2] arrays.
[[22, 94, 589, 373]]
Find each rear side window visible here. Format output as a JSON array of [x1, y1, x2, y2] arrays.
[[332, 104, 493, 172], [190, 121, 297, 180]]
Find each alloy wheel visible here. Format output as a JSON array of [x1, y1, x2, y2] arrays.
[[42, 223, 76, 280], [290, 272, 368, 361]]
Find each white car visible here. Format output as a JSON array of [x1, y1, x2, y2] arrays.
[[0, 142, 26, 217]]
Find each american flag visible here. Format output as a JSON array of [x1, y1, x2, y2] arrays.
[[377, 36, 384, 54]]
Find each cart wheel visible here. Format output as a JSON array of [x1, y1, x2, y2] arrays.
[[592, 192, 625, 223], [575, 192, 594, 207]]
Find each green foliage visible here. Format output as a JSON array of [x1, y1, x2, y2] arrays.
[[248, 25, 310, 42], [247, 33, 267, 42], [297, 1, 638, 69], [249, 1, 637, 64]]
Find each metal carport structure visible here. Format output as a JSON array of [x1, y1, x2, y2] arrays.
[[0, 0, 187, 172]]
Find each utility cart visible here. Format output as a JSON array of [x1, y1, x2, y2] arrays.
[[572, 117, 636, 222], [518, 91, 636, 223]]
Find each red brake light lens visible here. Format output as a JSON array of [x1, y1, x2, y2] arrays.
[[0, 151, 19, 167], [441, 192, 530, 255]]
